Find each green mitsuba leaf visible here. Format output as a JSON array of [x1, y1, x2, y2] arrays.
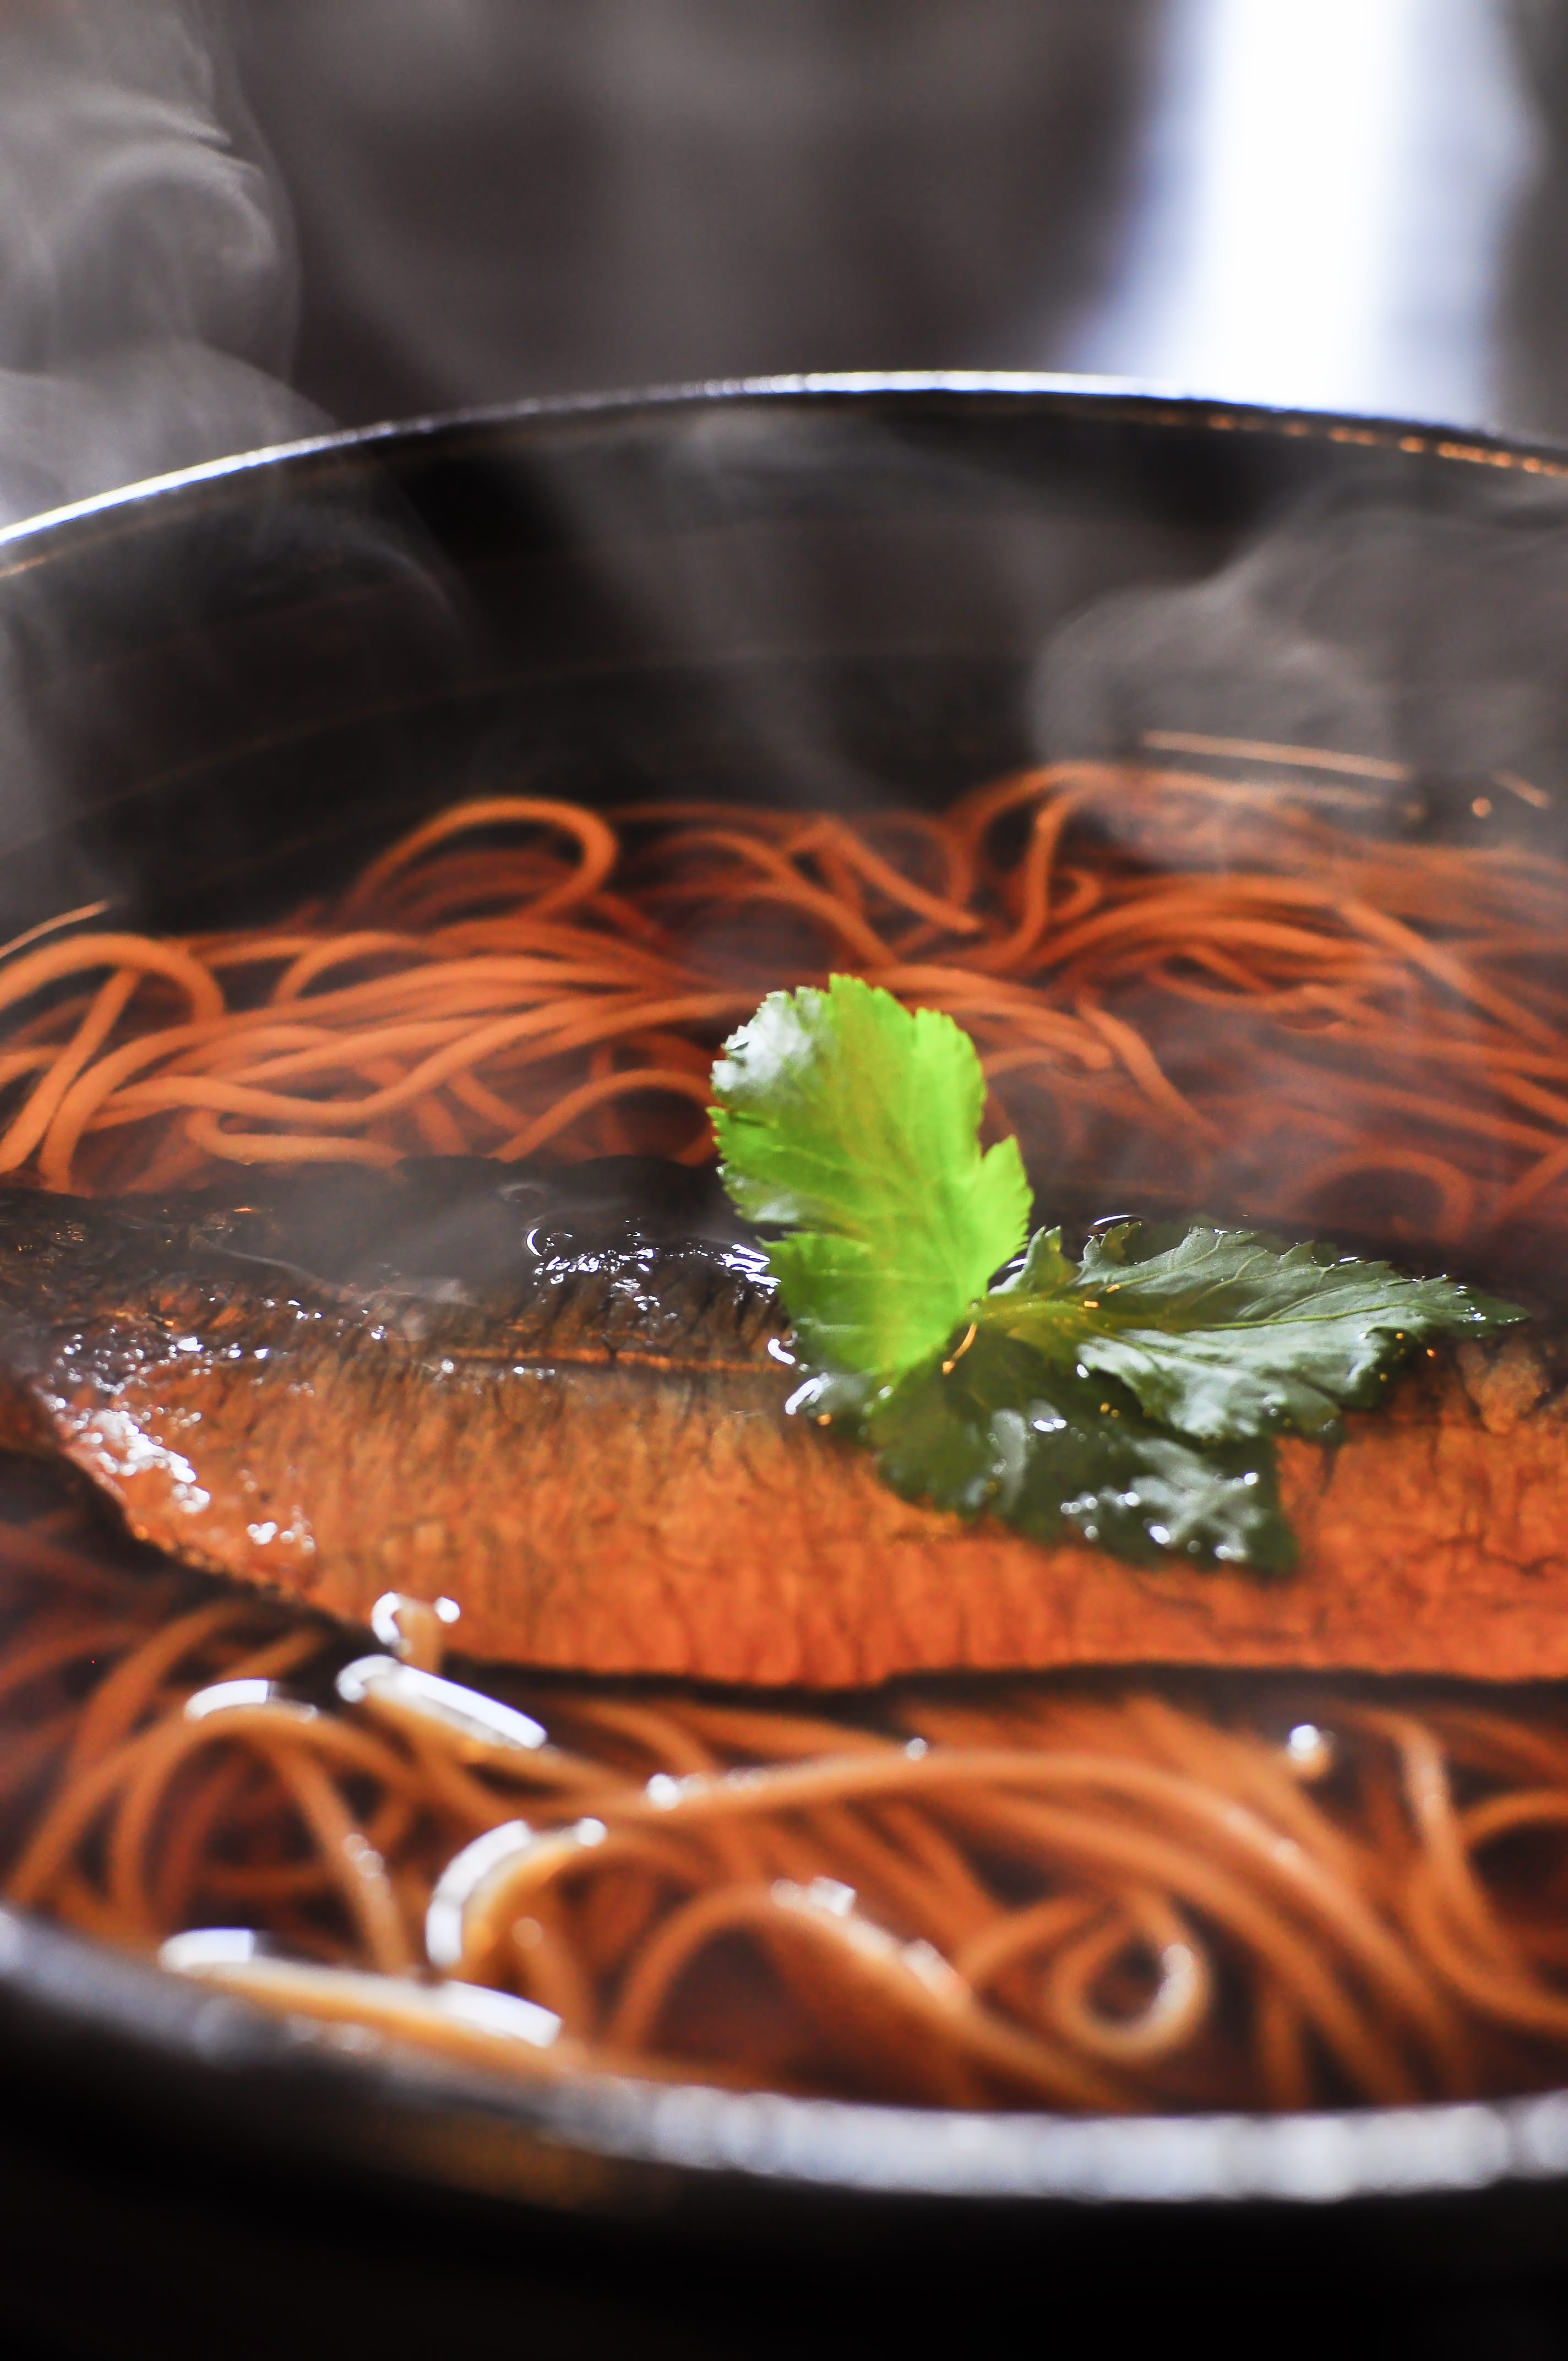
[[712, 982, 1529, 1577], [859, 1329, 1294, 1571], [986, 1220, 1526, 1443], [712, 975, 1030, 1378]]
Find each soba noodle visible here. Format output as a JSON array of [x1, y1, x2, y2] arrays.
[[1, 1478, 1567, 2113], [0, 760, 1563, 1253]]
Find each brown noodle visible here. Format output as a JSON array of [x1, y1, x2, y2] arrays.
[[0, 763, 1565, 1251], [3, 1483, 1568, 2113]]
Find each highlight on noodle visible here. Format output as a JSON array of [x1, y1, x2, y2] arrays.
[[6, 1477, 1568, 2114], [3, 753, 1568, 2121], [0, 758, 1562, 1254]]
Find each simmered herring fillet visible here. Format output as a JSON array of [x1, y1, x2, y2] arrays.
[[0, 1161, 1566, 1684]]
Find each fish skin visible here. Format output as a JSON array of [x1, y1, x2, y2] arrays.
[[0, 1164, 1566, 1684]]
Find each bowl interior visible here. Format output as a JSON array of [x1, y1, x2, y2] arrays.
[[4, 382, 1568, 2250], [11, 382, 1568, 939]]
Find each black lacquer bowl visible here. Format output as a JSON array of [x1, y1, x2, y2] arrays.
[[5, 378, 1568, 2344]]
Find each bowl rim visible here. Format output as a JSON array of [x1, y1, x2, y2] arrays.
[[4, 371, 1568, 2221], [4, 367, 1568, 561], [8, 1892, 1568, 2217]]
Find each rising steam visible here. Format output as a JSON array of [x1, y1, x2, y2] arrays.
[[1035, 464, 1568, 826], [0, 0, 322, 526]]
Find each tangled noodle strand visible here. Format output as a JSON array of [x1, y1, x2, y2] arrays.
[[2, 1487, 1568, 2112], [0, 764, 1564, 1253]]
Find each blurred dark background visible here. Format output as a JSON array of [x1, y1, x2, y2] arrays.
[[3, 0, 1565, 523], [225, 0, 1562, 439]]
